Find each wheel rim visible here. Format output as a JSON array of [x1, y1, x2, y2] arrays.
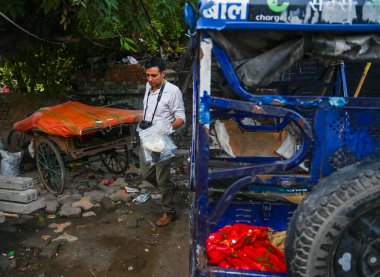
[[100, 146, 129, 174], [36, 141, 65, 194], [333, 207, 380, 277]]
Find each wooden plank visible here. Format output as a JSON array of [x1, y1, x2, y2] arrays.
[[0, 176, 33, 191]]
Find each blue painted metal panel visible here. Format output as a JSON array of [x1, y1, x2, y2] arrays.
[[210, 201, 296, 232], [196, 0, 380, 31], [311, 108, 380, 178]]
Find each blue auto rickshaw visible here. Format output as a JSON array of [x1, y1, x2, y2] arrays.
[[185, 0, 380, 276]]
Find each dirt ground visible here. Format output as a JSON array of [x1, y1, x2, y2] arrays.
[[0, 159, 191, 277]]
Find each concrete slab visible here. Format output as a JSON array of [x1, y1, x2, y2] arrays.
[[0, 189, 38, 203], [0, 197, 45, 214], [0, 176, 33, 191]]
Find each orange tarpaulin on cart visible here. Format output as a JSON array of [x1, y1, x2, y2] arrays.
[[13, 101, 143, 137]]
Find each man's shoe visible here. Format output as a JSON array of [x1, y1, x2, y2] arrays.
[[156, 212, 176, 227]]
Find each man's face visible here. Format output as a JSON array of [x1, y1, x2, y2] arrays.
[[145, 66, 166, 90]]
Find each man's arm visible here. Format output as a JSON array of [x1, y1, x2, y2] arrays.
[[169, 86, 186, 131], [171, 118, 184, 130]]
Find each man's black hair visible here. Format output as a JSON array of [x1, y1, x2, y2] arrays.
[[144, 57, 166, 72]]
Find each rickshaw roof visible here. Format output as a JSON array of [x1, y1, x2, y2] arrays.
[[190, 0, 380, 31]]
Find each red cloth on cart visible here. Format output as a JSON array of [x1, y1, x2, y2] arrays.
[[13, 101, 143, 137], [206, 223, 286, 273]]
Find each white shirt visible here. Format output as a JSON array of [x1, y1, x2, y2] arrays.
[[143, 80, 186, 127]]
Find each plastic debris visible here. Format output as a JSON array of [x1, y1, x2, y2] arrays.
[[2, 250, 15, 259], [132, 193, 150, 204], [98, 179, 114, 185], [124, 186, 140, 193], [0, 150, 23, 176]]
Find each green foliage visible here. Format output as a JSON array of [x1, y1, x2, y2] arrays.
[[0, 46, 77, 93], [0, 0, 197, 93], [0, 0, 26, 19]]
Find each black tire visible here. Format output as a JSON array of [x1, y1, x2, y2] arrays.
[[100, 145, 129, 174], [7, 130, 30, 151], [36, 140, 65, 194], [285, 159, 380, 277]]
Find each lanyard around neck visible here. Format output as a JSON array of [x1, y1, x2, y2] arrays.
[[143, 80, 166, 121]]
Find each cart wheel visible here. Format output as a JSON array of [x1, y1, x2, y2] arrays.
[[7, 130, 30, 151], [36, 140, 65, 194], [100, 145, 129, 174]]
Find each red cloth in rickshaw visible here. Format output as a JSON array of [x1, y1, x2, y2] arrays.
[[13, 101, 143, 137], [206, 223, 286, 273]]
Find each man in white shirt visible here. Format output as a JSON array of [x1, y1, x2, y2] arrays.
[[139, 57, 185, 226]]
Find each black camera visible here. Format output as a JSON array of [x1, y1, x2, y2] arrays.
[[139, 120, 153, 130]]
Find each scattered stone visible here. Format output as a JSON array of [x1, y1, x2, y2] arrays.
[[87, 180, 98, 188], [57, 195, 71, 205], [109, 190, 132, 202], [59, 206, 81, 218], [68, 188, 81, 195], [71, 193, 83, 200], [77, 185, 88, 192], [52, 232, 78, 242], [72, 196, 94, 211], [98, 184, 120, 194], [100, 197, 115, 212], [83, 191, 105, 203], [112, 178, 126, 187], [57, 194, 81, 205], [82, 211, 96, 218], [48, 222, 72, 233], [74, 177, 88, 184], [39, 241, 62, 259], [44, 194, 57, 201], [45, 198, 59, 214], [61, 201, 72, 209]]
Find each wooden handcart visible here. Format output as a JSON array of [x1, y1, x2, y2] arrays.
[[12, 101, 142, 194]]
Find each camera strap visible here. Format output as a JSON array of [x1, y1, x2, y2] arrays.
[[143, 80, 166, 122]]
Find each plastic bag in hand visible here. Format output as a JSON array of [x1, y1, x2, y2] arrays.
[[138, 121, 177, 165]]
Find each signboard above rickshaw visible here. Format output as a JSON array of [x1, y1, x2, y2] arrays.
[[195, 0, 380, 30]]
